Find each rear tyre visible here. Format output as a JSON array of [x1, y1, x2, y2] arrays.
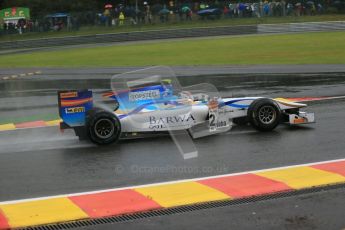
[[247, 98, 281, 132], [86, 108, 121, 145]]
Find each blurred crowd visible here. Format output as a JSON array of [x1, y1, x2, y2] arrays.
[[1, 0, 344, 35], [1, 14, 81, 34], [96, 0, 328, 26]]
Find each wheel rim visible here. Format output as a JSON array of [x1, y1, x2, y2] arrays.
[[94, 118, 115, 139], [258, 105, 276, 125]]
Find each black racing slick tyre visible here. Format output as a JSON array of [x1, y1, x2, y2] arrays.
[[247, 98, 281, 132], [86, 108, 121, 145]]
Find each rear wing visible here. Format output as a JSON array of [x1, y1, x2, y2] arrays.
[[58, 90, 93, 128]]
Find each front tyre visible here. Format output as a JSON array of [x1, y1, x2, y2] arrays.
[[248, 98, 281, 132], [86, 108, 121, 145]]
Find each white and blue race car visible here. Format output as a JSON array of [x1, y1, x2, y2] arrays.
[[57, 67, 315, 145]]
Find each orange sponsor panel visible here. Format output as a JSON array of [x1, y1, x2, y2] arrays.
[[293, 117, 307, 124], [60, 98, 92, 107], [60, 92, 78, 99]]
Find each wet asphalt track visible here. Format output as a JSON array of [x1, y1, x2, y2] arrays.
[[1, 67, 345, 201], [1, 98, 345, 202], [0, 66, 345, 229]]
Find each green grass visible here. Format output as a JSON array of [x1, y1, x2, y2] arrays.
[[1, 14, 345, 42], [0, 114, 58, 125], [1, 31, 345, 67]]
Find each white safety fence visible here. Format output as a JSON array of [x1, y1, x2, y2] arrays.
[[258, 21, 345, 33]]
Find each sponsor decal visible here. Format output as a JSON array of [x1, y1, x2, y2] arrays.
[[60, 92, 78, 99], [129, 89, 160, 101], [65, 107, 85, 114], [149, 114, 195, 129], [208, 98, 231, 131], [293, 117, 308, 124], [209, 110, 230, 131], [60, 98, 92, 107], [209, 111, 217, 132], [208, 98, 219, 131]]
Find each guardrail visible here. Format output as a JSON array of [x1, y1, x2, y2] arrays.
[[0, 25, 257, 50], [1, 21, 344, 51], [257, 21, 345, 33]]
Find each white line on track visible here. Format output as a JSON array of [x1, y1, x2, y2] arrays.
[[0, 158, 344, 205]]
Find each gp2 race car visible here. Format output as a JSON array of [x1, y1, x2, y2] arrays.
[[57, 67, 315, 145]]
